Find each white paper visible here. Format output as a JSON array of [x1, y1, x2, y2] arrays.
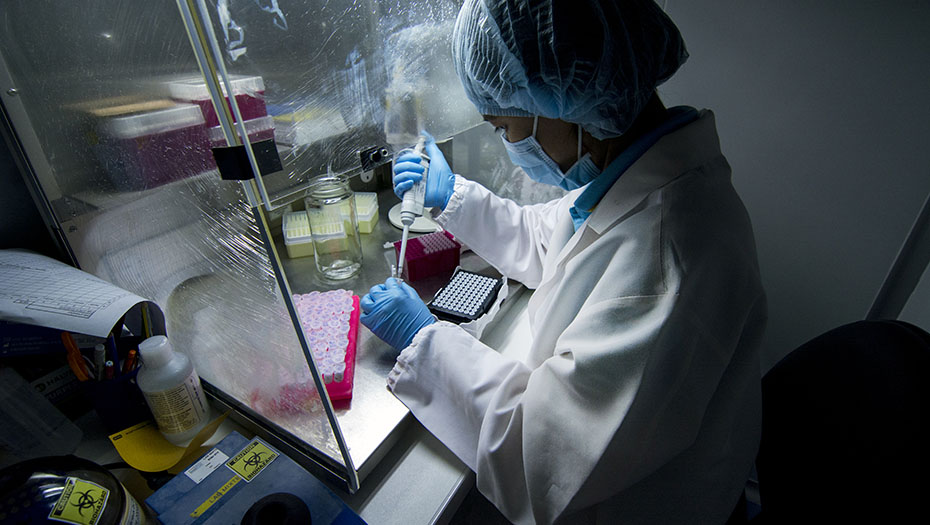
[[0, 249, 148, 337], [184, 448, 229, 484]]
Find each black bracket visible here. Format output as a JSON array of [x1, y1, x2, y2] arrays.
[[213, 138, 284, 181]]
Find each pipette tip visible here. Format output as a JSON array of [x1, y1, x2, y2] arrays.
[[397, 224, 411, 281]]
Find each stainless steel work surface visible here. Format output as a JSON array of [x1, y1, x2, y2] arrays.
[[276, 187, 507, 481], [335, 260, 532, 523]]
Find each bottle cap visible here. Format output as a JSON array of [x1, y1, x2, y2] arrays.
[[139, 335, 173, 368]]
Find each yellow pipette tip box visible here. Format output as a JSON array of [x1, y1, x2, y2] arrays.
[[354, 192, 379, 233], [282, 211, 314, 258]]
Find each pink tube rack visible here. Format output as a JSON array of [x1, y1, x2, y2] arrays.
[[292, 290, 360, 401], [393, 230, 461, 282]]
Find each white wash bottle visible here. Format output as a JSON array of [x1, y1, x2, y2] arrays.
[[137, 335, 210, 445]]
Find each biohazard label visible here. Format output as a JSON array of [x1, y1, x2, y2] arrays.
[[48, 477, 109, 525], [225, 438, 278, 482]]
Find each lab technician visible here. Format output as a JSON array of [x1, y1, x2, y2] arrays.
[[361, 0, 766, 523]]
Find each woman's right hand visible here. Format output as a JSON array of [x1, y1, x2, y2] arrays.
[[392, 131, 455, 210]]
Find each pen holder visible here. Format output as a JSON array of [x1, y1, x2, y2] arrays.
[[87, 369, 153, 434]]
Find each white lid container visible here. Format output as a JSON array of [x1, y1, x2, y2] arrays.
[[103, 104, 205, 139]]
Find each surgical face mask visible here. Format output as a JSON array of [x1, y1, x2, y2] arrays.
[[500, 116, 601, 191]]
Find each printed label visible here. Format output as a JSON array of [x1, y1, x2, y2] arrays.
[[185, 448, 230, 484], [190, 475, 241, 518], [142, 370, 208, 434], [226, 438, 278, 482], [120, 486, 144, 525], [48, 477, 109, 525]]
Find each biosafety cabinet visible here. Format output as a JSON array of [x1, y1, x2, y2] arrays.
[[0, 0, 562, 491]]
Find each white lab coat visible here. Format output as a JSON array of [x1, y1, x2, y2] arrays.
[[387, 111, 766, 524]]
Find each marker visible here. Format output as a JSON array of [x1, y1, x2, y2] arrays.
[[122, 349, 138, 374]]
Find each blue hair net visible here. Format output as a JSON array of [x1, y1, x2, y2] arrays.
[[452, 0, 688, 139]]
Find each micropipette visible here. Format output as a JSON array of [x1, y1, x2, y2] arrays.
[[396, 136, 429, 279]]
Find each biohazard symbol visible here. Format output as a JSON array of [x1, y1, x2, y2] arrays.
[[242, 451, 265, 472], [71, 489, 98, 516], [227, 439, 277, 481]]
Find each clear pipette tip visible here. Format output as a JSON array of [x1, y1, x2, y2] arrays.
[[397, 224, 410, 280]]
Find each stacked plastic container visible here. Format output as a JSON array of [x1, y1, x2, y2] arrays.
[[393, 230, 461, 282], [167, 75, 267, 126], [96, 104, 214, 190], [93, 74, 273, 191], [167, 75, 274, 147]]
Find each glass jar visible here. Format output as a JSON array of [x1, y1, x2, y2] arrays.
[[304, 175, 362, 280]]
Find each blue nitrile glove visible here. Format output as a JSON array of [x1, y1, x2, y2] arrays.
[[360, 277, 436, 350], [392, 131, 456, 210]]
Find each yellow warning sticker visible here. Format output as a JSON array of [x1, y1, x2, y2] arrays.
[[190, 475, 241, 518], [48, 477, 109, 525], [226, 438, 278, 482]]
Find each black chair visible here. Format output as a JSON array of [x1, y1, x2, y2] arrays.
[[751, 320, 930, 522]]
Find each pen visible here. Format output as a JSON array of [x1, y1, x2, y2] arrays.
[[104, 360, 115, 380], [106, 333, 120, 375], [141, 303, 152, 338]]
